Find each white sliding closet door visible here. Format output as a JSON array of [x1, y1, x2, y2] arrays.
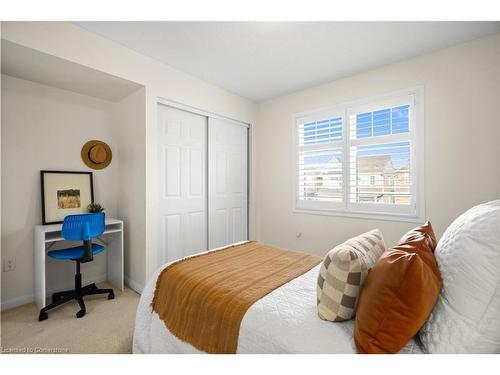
[[157, 104, 207, 263], [208, 118, 248, 249]]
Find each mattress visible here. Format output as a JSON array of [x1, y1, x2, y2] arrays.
[[133, 243, 424, 354]]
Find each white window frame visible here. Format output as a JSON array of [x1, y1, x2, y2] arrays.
[[292, 86, 425, 222]]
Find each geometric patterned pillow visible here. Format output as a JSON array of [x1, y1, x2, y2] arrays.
[[317, 229, 386, 322]]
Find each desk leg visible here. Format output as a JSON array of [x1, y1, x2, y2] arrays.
[[106, 229, 124, 291], [34, 230, 46, 309]]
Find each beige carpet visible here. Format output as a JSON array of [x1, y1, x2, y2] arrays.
[[1, 284, 140, 354]]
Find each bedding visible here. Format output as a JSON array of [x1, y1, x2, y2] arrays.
[[133, 241, 424, 354], [151, 241, 321, 353]]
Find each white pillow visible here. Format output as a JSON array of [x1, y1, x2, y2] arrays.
[[419, 200, 500, 353]]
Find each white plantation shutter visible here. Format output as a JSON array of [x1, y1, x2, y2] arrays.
[[299, 117, 342, 145], [294, 88, 424, 220], [298, 149, 343, 202], [296, 110, 345, 211]]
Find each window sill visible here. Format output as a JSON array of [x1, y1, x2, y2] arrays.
[[292, 208, 425, 223]]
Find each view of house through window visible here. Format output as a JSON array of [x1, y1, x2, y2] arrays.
[[349, 103, 412, 206], [349, 141, 411, 205], [295, 89, 421, 218], [299, 149, 343, 203]]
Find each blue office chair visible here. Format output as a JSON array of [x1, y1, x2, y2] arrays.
[[38, 212, 114, 321]]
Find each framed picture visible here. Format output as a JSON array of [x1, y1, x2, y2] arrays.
[[40, 171, 94, 225]]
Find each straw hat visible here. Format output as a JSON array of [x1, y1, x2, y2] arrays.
[[81, 140, 112, 170]]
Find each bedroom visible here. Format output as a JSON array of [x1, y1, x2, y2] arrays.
[[1, 1, 500, 373]]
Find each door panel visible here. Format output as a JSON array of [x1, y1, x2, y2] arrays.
[[158, 104, 207, 263], [208, 118, 248, 248], [164, 146, 181, 197]]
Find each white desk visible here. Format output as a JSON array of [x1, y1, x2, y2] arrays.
[[34, 218, 124, 308]]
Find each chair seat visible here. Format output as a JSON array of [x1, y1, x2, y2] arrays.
[[48, 244, 104, 260]]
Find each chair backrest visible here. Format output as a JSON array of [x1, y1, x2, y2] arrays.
[[61, 212, 105, 241]]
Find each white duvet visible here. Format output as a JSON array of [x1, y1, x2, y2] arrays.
[[133, 243, 423, 354]]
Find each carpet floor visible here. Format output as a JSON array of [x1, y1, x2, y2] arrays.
[[1, 284, 140, 354]]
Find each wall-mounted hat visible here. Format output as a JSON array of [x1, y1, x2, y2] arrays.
[[81, 140, 112, 170]]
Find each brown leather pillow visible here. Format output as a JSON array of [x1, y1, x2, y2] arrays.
[[354, 222, 442, 354]]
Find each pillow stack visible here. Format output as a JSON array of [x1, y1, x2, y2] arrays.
[[354, 222, 442, 354], [317, 229, 386, 322]]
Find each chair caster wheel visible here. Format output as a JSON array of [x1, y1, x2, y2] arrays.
[[76, 310, 86, 318], [108, 292, 115, 300], [39, 312, 48, 321]]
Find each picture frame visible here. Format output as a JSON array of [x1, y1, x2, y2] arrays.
[[40, 171, 94, 225]]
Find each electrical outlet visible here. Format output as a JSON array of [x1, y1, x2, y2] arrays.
[[3, 256, 16, 272]]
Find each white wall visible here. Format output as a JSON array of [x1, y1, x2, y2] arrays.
[[1, 21, 258, 300], [113, 88, 146, 292], [255, 33, 500, 256], [1, 75, 121, 305]]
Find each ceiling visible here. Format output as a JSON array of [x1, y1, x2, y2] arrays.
[[74, 22, 499, 102]]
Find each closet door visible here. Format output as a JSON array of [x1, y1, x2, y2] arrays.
[[158, 104, 207, 263], [208, 118, 248, 249]]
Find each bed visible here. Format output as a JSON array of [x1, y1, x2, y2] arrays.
[[132, 241, 423, 354], [134, 200, 500, 354]]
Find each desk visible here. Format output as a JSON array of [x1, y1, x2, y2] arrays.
[[34, 218, 124, 309]]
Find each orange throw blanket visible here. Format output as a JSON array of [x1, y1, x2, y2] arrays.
[[151, 241, 322, 353]]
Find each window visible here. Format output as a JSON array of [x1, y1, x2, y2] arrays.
[[294, 88, 423, 221]]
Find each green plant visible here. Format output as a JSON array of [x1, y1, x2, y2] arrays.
[[87, 202, 105, 213]]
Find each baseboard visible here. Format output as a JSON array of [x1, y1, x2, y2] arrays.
[[1, 274, 109, 311], [125, 277, 144, 294], [1, 293, 35, 311]]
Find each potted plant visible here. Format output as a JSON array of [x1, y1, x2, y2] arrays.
[[87, 202, 105, 213]]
